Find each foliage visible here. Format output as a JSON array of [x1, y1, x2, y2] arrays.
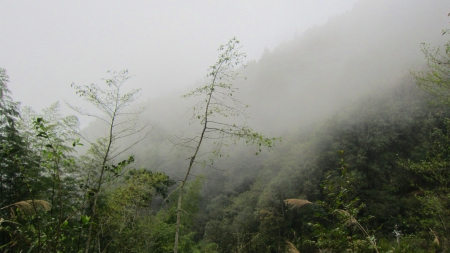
[[0, 68, 31, 215], [413, 33, 450, 105], [399, 119, 450, 251], [0, 103, 84, 252], [308, 151, 379, 253], [97, 168, 175, 252]]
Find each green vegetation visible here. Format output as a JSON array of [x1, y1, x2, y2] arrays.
[[3, 10, 450, 253]]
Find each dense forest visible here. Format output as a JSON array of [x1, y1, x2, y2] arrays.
[[2, 0, 450, 252]]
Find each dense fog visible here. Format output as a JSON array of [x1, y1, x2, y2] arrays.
[[3, 0, 450, 252], [113, 0, 450, 173]]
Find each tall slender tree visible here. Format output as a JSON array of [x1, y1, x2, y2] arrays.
[[68, 70, 150, 253], [0, 68, 27, 206], [173, 37, 278, 253], [0, 68, 47, 251]]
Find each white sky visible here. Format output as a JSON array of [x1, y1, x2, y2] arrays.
[[1, 0, 357, 120]]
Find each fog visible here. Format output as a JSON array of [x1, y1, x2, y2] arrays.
[[131, 0, 450, 135], [3, 0, 450, 179], [4, 2, 450, 251], [1, 0, 357, 122]]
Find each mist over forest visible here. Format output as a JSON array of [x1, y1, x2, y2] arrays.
[[2, 0, 450, 252]]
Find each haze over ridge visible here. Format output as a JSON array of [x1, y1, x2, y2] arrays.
[[1, 0, 357, 122], [134, 0, 450, 140], [82, 0, 450, 178]]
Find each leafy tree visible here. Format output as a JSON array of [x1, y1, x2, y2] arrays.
[[0, 68, 44, 250], [400, 119, 450, 251], [307, 151, 379, 253], [0, 68, 29, 209], [98, 168, 175, 252], [173, 37, 278, 253], [68, 70, 150, 253], [413, 32, 450, 105], [30, 112, 81, 252], [400, 25, 450, 251], [133, 176, 204, 253], [0, 72, 81, 252]]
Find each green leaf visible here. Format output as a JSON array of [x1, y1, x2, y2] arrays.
[[81, 215, 90, 225]]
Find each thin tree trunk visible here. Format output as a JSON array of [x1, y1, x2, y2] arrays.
[[85, 111, 116, 253], [173, 181, 184, 252], [173, 58, 223, 253], [68, 71, 146, 253]]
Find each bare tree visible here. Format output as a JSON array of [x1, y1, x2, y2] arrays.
[[173, 38, 278, 253], [67, 70, 150, 253]]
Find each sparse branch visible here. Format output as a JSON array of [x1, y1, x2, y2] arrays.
[[65, 103, 111, 125], [108, 131, 151, 161], [114, 124, 149, 140]]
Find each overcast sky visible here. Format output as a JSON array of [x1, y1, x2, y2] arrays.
[[1, 0, 358, 120]]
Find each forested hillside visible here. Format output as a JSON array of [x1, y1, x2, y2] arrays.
[[2, 0, 450, 252]]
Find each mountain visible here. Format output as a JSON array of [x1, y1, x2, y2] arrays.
[[112, 0, 450, 173], [240, 0, 449, 134], [6, 1, 450, 252]]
